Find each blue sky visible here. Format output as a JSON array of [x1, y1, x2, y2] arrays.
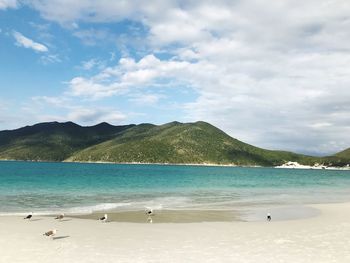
[[1, 0, 350, 155]]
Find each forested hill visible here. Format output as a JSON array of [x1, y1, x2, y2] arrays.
[[0, 121, 349, 167]]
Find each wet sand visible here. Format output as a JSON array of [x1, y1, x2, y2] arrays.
[[72, 204, 320, 223], [73, 209, 241, 223]]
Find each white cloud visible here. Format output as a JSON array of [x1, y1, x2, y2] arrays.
[[67, 77, 126, 99], [66, 54, 192, 99], [0, 0, 17, 10], [14, 0, 350, 154], [13, 31, 48, 52]]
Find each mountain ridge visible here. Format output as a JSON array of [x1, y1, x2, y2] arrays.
[[0, 121, 349, 167]]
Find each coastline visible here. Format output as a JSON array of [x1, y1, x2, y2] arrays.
[[0, 204, 322, 223], [1, 158, 350, 170], [1, 202, 350, 262], [71, 205, 321, 223]]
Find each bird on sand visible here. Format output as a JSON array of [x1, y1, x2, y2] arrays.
[[55, 213, 64, 220], [99, 214, 108, 223], [43, 229, 57, 239], [145, 208, 154, 223], [145, 208, 154, 216], [24, 212, 33, 220], [267, 212, 272, 221]]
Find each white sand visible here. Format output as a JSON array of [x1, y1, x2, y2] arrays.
[[1, 203, 350, 263]]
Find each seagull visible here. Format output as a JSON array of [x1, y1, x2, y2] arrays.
[[145, 208, 154, 216], [267, 212, 272, 221], [55, 213, 64, 220], [43, 229, 57, 239], [24, 212, 33, 220], [145, 208, 155, 223], [99, 214, 108, 223]]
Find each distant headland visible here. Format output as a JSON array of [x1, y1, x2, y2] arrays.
[[0, 121, 349, 168]]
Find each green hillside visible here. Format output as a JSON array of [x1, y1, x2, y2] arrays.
[[335, 148, 350, 159], [66, 121, 308, 165], [0, 122, 133, 161], [0, 121, 349, 166]]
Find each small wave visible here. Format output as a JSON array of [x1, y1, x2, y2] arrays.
[[141, 196, 191, 209], [70, 197, 193, 213], [0, 211, 70, 216], [0, 212, 36, 216], [0, 203, 132, 216], [66, 202, 132, 214], [0, 196, 230, 215]]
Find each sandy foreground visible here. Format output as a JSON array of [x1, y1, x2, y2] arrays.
[[1, 203, 350, 263]]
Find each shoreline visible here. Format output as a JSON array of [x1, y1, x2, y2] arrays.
[[0, 204, 322, 223], [1, 159, 349, 170], [1, 202, 350, 262], [70, 205, 321, 223]]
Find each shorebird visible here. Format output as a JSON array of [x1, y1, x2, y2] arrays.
[[267, 212, 271, 221], [145, 208, 154, 216], [55, 213, 64, 220], [24, 212, 33, 220], [99, 214, 108, 223], [43, 229, 57, 239], [145, 208, 154, 223]]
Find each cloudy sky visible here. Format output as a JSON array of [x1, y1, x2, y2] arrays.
[[1, 0, 350, 155]]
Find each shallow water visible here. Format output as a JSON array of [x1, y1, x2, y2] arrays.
[[0, 161, 349, 220]]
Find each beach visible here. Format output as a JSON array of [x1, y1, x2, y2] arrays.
[[1, 202, 350, 263], [1, 162, 350, 262]]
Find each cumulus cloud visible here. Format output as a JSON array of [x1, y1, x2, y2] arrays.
[[67, 55, 191, 99], [13, 31, 48, 52], [67, 77, 125, 99], [11, 0, 350, 154]]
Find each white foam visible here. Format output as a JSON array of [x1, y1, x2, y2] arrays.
[[0, 203, 132, 216], [66, 202, 132, 214]]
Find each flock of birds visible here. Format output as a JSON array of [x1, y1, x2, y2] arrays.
[[23, 208, 156, 240], [23, 209, 272, 240]]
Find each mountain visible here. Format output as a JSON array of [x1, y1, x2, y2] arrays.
[[66, 121, 309, 166], [0, 121, 134, 161], [0, 121, 349, 166]]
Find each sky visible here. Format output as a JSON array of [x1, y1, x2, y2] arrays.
[[1, 0, 350, 155]]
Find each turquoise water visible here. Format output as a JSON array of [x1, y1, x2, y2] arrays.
[[0, 161, 350, 216]]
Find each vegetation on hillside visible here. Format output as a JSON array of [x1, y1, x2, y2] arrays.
[[0, 121, 349, 167], [0, 122, 133, 161]]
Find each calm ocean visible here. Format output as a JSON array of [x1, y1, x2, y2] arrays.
[[1, 161, 350, 219]]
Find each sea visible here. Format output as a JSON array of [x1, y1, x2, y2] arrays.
[[1, 161, 350, 221]]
